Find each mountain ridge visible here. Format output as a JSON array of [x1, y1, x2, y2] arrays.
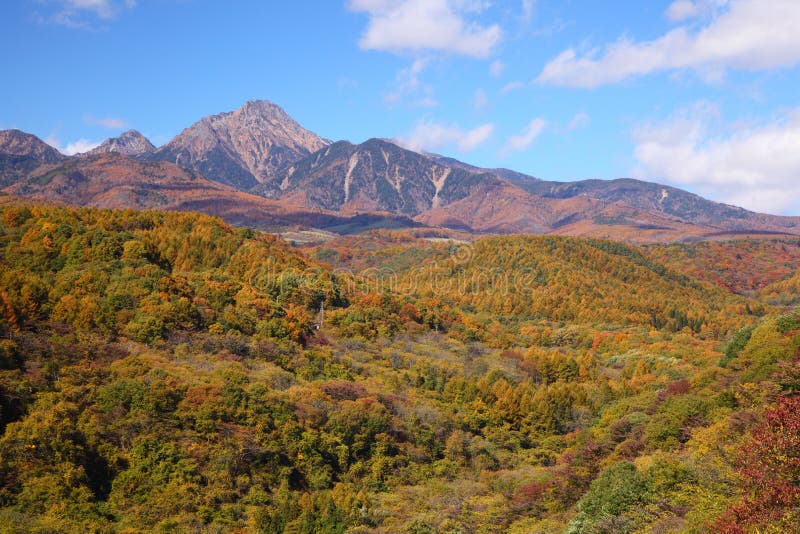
[[1, 100, 799, 243]]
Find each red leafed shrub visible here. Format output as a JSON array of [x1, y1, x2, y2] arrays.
[[656, 378, 692, 403], [320, 379, 368, 401], [666, 379, 691, 396], [712, 395, 800, 532], [500, 349, 523, 362], [511, 480, 552, 512]]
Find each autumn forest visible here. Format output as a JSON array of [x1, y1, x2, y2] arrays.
[[0, 202, 799, 533]]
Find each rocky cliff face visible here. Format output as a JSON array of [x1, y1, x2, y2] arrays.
[[0, 129, 66, 187], [150, 100, 329, 191], [88, 130, 155, 157], [281, 139, 440, 215], [279, 138, 508, 217]]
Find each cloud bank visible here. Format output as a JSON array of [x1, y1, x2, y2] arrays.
[[396, 118, 495, 153], [632, 103, 800, 214], [503, 118, 546, 153], [537, 0, 800, 87], [84, 114, 128, 129], [349, 0, 501, 58]]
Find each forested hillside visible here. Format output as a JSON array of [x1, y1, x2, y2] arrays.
[[645, 239, 800, 294], [1, 204, 798, 532], [316, 232, 760, 336]]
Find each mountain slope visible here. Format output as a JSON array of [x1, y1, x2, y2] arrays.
[[2, 152, 301, 228], [88, 129, 155, 157], [0, 130, 66, 187], [281, 139, 446, 215], [0, 199, 795, 532], [423, 153, 800, 237], [416, 177, 556, 233], [150, 100, 328, 191], [279, 138, 522, 221], [506, 176, 800, 234], [425, 151, 542, 184], [0, 152, 424, 233]]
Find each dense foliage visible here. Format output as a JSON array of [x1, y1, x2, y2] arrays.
[[646, 238, 800, 294], [1, 206, 798, 532]]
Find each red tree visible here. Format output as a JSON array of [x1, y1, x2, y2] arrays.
[[713, 395, 800, 532]]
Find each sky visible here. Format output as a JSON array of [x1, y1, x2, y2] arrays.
[[2, 0, 800, 215]]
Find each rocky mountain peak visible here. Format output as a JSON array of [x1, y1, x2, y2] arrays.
[[150, 100, 329, 190], [0, 129, 67, 187], [89, 130, 155, 157], [239, 99, 283, 117], [0, 129, 65, 161]]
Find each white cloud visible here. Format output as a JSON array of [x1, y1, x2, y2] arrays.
[[537, 0, 800, 88], [459, 123, 495, 151], [84, 114, 128, 129], [666, 0, 729, 22], [45, 0, 136, 27], [632, 103, 800, 215], [45, 135, 101, 155], [65, 0, 114, 18], [566, 112, 590, 131], [412, 96, 439, 108], [383, 59, 438, 107], [489, 59, 505, 77], [666, 0, 702, 21], [348, 0, 502, 58], [63, 139, 102, 155], [500, 81, 524, 94], [503, 118, 546, 153], [473, 88, 488, 109], [522, 0, 535, 22], [396, 118, 494, 153]]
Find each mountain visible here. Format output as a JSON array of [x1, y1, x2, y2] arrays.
[[278, 138, 500, 216], [150, 100, 329, 191], [278, 137, 800, 238], [1, 151, 420, 234], [2, 102, 800, 242], [3, 152, 297, 227], [0, 129, 66, 187], [88, 129, 155, 157], [483, 175, 800, 236], [422, 154, 800, 238]]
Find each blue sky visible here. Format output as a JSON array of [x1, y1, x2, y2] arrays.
[[2, 0, 800, 215]]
